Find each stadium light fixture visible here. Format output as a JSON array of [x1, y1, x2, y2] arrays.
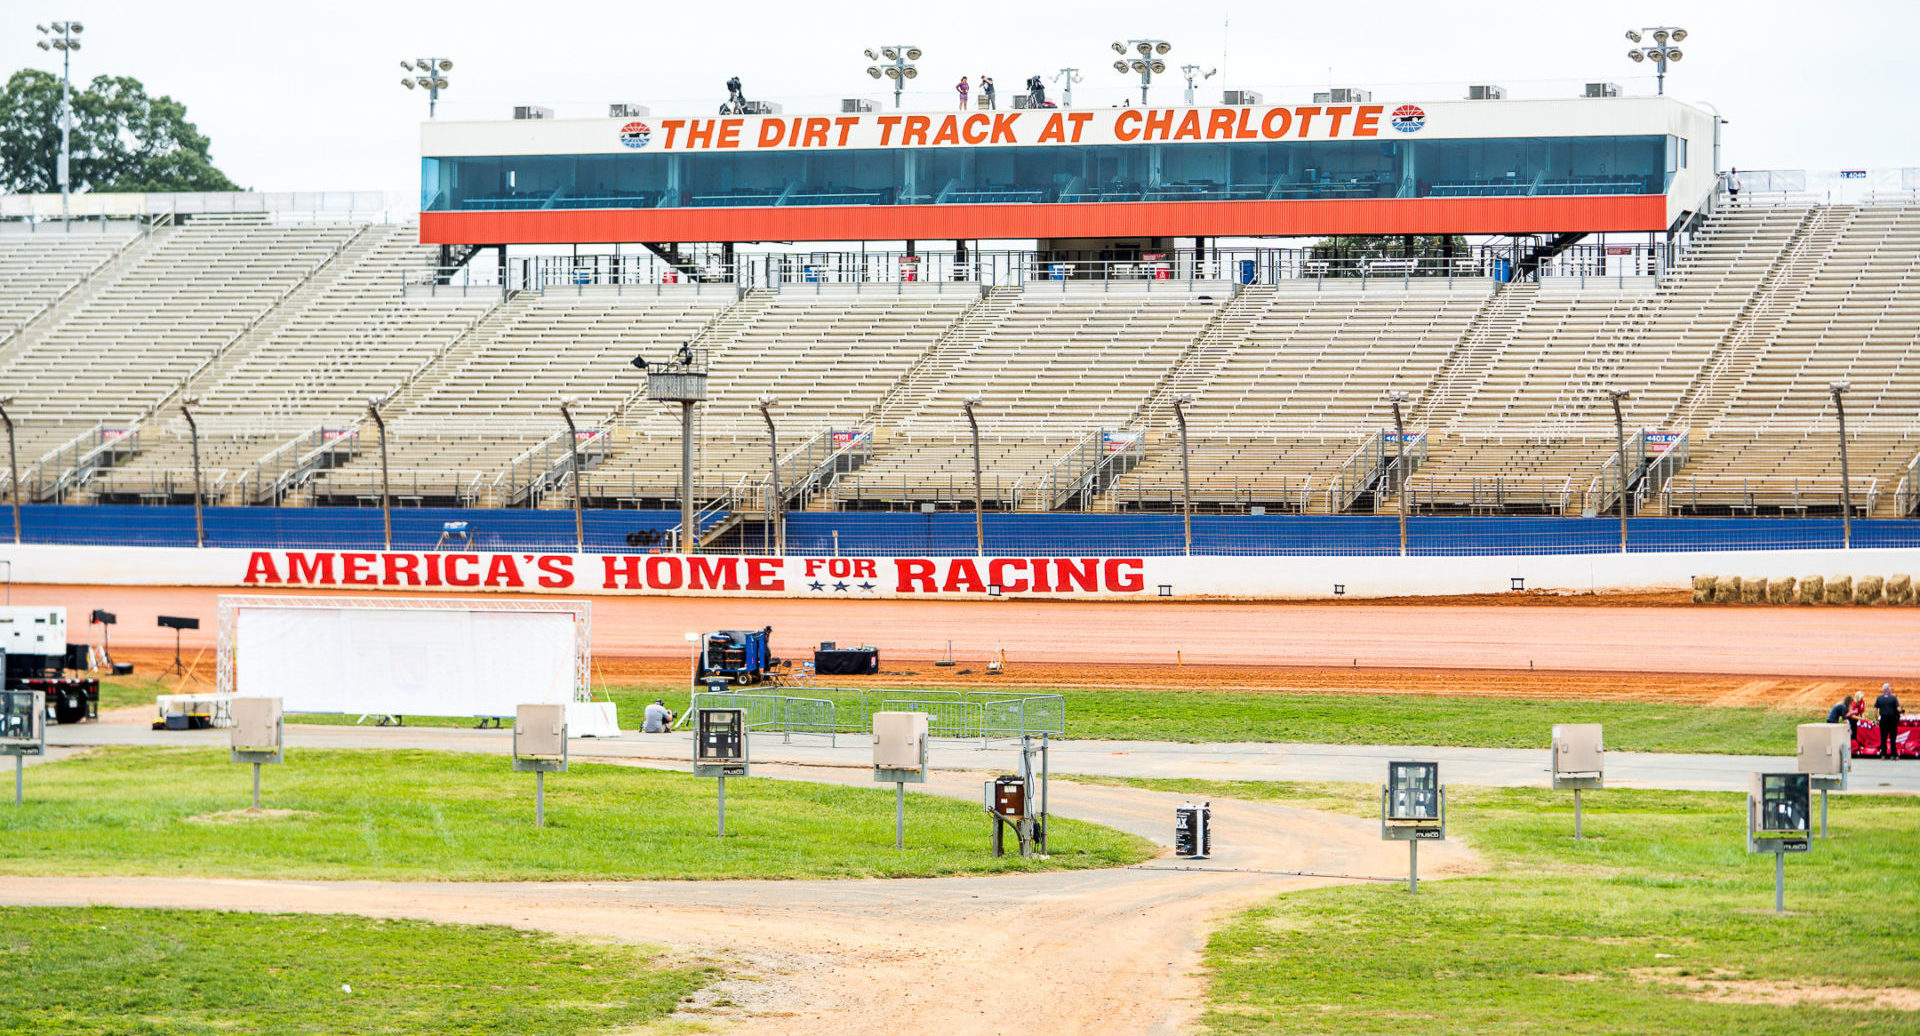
[[181, 396, 206, 548], [865, 44, 921, 107], [35, 20, 83, 225], [756, 396, 783, 556], [961, 397, 986, 556], [1625, 26, 1686, 94], [557, 398, 585, 552], [1052, 67, 1084, 108], [398, 55, 454, 117], [1112, 39, 1171, 104], [1829, 381, 1852, 549], [0, 396, 18, 544], [1180, 65, 1216, 106], [1387, 391, 1412, 556]]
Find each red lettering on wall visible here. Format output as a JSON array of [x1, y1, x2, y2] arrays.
[[341, 553, 377, 585], [1234, 108, 1257, 139], [896, 558, 936, 592], [384, 553, 421, 587], [422, 553, 444, 587], [1028, 558, 1052, 593], [243, 552, 281, 584], [1104, 558, 1145, 593], [745, 558, 784, 591], [1172, 110, 1203, 141], [659, 120, 685, 148], [1143, 109, 1174, 140], [1207, 108, 1238, 140], [603, 555, 644, 590], [875, 115, 902, 145], [852, 559, 877, 578], [1294, 106, 1322, 137], [800, 118, 830, 148], [1114, 109, 1143, 142], [1324, 105, 1352, 136], [287, 552, 336, 585], [931, 116, 961, 145], [485, 554, 524, 588], [902, 116, 931, 146], [686, 120, 716, 148], [943, 559, 985, 593], [1261, 107, 1292, 138], [1054, 558, 1098, 592], [987, 558, 1029, 593], [990, 113, 1018, 143], [646, 556, 684, 590], [444, 554, 480, 587], [1353, 105, 1382, 136], [961, 113, 990, 145], [687, 556, 741, 590], [1066, 112, 1094, 141], [717, 119, 743, 148], [833, 115, 860, 146], [536, 555, 572, 588], [758, 120, 786, 147], [1036, 113, 1066, 142]]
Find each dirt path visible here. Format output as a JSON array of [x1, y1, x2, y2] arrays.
[[27, 583, 1920, 677], [0, 767, 1475, 1036]]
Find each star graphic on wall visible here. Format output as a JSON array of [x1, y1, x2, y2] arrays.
[[833, 581, 849, 592], [858, 581, 876, 592], [808, 581, 824, 591]]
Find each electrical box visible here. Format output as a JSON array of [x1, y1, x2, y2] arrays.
[[513, 105, 554, 120], [1174, 802, 1212, 859], [987, 775, 1026, 818], [0, 608, 66, 656], [841, 98, 875, 113], [694, 707, 748, 777], [1551, 723, 1605, 786], [1222, 90, 1263, 106], [1584, 82, 1621, 98], [1312, 87, 1372, 104], [229, 696, 283, 764], [0, 690, 45, 755], [608, 103, 650, 118], [872, 711, 929, 777], [740, 101, 782, 115], [1468, 84, 1508, 100], [1382, 760, 1445, 840], [1796, 723, 1848, 776], [1748, 772, 1811, 853], [513, 704, 568, 772]]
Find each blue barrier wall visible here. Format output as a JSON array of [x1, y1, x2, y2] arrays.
[[11, 505, 1920, 556]]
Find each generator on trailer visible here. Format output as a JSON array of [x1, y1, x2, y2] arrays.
[[693, 627, 779, 687], [1, 607, 100, 725]]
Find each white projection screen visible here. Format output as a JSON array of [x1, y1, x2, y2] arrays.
[[217, 596, 589, 718]]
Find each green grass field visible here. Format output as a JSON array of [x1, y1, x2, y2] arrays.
[[1197, 785, 1920, 1035], [1, 748, 1150, 881], [0, 906, 713, 1036]]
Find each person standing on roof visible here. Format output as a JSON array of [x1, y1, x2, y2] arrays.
[[980, 76, 996, 109], [956, 76, 970, 110], [1874, 683, 1903, 759]]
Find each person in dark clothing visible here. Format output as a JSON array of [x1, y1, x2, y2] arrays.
[[1827, 700, 1847, 724], [1875, 683, 1903, 759]]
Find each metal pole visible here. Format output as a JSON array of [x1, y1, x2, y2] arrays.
[[60, 40, 71, 226], [1038, 731, 1049, 853], [1609, 389, 1630, 552], [183, 400, 205, 548], [14, 754, 21, 805], [759, 401, 782, 555], [681, 402, 698, 554], [716, 774, 726, 837], [895, 781, 905, 849], [1409, 838, 1418, 894], [1574, 787, 1583, 840], [1390, 392, 1409, 556], [1174, 398, 1192, 555], [1, 402, 20, 544], [1774, 848, 1785, 914], [1831, 384, 1852, 548], [559, 403, 584, 552], [368, 400, 392, 551], [535, 769, 545, 828], [963, 400, 984, 556], [251, 762, 261, 810], [1820, 789, 1828, 838]]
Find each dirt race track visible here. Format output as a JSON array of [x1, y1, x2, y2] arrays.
[[25, 582, 1920, 679]]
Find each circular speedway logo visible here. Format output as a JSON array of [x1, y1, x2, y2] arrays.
[[619, 121, 652, 148], [1390, 104, 1426, 133]]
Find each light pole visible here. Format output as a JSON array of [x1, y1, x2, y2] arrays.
[[756, 396, 783, 556], [1111, 39, 1171, 106], [1171, 395, 1193, 555], [1830, 381, 1852, 548], [1625, 26, 1686, 94], [0, 397, 19, 544], [181, 396, 205, 548], [637, 349, 708, 554], [961, 396, 985, 557], [1607, 389, 1631, 553], [366, 397, 392, 551], [863, 45, 922, 108], [1388, 391, 1411, 557], [399, 57, 453, 117], [34, 21, 83, 226], [558, 398, 585, 552], [1180, 65, 1215, 106], [1052, 67, 1084, 108]]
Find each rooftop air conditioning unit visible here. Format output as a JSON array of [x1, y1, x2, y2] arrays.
[[513, 105, 554, 120], [1584, 82, 1621, 98], [1223, 90, 1263, 106], [608, 103, 650, 118], [841, 98, 876, 113], [1312, 87, 1372, 104], [1468, 84, 1507, 100], [740, 100, 782, 115]]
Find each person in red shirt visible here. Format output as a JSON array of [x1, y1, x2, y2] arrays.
[[1846, 689, 1868, 748]]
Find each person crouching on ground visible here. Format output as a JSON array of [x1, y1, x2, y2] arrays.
[[643, 698, 676, 734]]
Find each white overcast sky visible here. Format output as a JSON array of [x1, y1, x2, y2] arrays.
[[7, 0, 1917, 200]]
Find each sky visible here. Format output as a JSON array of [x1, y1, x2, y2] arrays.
[[6, 0, 1918, 202]]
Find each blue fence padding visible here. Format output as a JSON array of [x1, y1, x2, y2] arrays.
[[9, 505, 1920, 556]]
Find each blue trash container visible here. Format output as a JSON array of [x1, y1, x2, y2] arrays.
[[1237, 258, 1257, 284], [1493, 258, 1512, 283]]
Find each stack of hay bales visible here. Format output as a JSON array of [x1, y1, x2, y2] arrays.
[[1691, 572, 1917, 604]]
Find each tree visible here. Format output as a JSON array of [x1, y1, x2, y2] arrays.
[[0, 69, 239, 193], [1307, 234, 1471, 276]]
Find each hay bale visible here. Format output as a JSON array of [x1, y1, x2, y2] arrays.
[[1692, 574, 1717, 603], [1826, 575, 1853, 605], [1800, 575, 1824, 604], [1888, 574, 1913, 606], [1742, 577, 1768, 604], [1714, 575, 1744, 603], [1768, 577, 1796, 604], [1857, 575, 1884, 605]]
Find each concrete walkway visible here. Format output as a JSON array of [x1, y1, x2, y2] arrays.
[[44, 720, 1919, 793]]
